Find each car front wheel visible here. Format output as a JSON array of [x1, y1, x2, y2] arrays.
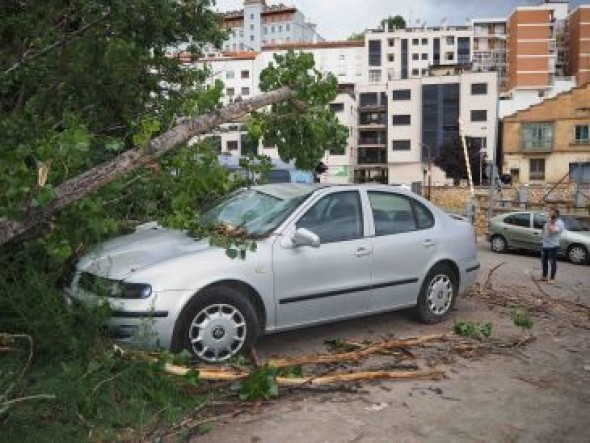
[[172, 285, 259, 363], [415, 264, 457, 324], [567, 244, 589, 265], [490, 235, 507, 253]]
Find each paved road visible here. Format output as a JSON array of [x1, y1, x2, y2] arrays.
[[197, 243, 590, 443], [476, 239, 589, 303]]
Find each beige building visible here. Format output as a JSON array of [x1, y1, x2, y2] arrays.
[[503, 83, 590, 184]]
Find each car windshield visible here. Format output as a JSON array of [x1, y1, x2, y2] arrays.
[[202, 187, 311, 236], [562, 216, 589, 232]]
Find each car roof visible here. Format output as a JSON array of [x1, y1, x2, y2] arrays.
[[252, 182, 416, 200]]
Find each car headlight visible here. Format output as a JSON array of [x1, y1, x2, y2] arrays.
[[78, 273, 152, 299], [111, 282, 152, 299]]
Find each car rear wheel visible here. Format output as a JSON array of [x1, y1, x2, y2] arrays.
[[172, 285, 259, 363], [490, 235, 507, 253], [415, 264, 457, 324], [567, 244, 588, 265]]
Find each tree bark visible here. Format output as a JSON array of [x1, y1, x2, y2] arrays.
[[0, 86, 294, 248]]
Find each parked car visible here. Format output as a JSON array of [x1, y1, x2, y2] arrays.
[[488, 211, 590, 264], [64, 184, 480, 362]]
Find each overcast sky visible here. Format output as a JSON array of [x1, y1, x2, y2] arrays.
[[213, 0, 586, 40]]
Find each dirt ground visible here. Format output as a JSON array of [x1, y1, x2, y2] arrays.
[[194, 244, 590, 443]]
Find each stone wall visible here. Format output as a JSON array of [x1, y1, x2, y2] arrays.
[[428, 183, 582, 236]]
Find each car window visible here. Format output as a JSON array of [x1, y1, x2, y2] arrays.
[[412, 200, 435, 230], [533, 213, 547, 229], [368, 192, 417, 236], [562, 215, 588, 231], [504, 213, 530, 228], [296, 191, 363, 243]]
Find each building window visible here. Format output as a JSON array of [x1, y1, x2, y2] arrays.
[[412, 38, 419, 45], [368, 40, 382, 66], [338, 54, 345, 60], [471, 83, 488, 95], [226, 87, 235, 96], [286, 24, 290, 31], [278, 25, 282, 32], [330, 103, 345, 112], [446, 36, 455, 45], [445, 52, 454, 61], [241, 70, 250, 79], [392, 140, 411, 150], [412, 53, 419, 60], [471, 110, 487, 122], [392, 115, 411, 125], [391, 89, 411, 100], [226, 140, 238, 151], [369, 69, 382, 83], [574, 124, 590, 144], [421, 38, 428, 45], [411, 68, 419, 76], [529, 159, 545, 181], [522, 123, 553, 151], [250, 35, 254, 41], [250, 24, 254, 30], [421, 53, 428, 60], [264, 27, 268, 34], [250, 13, 254, 19], [388, 38, 395, 47], [388, 54, 394, 62], [387, 68, 395, 80], [241, 87, 250, 96], [271, 26, 275, 33], [226, 71, 235, 79]]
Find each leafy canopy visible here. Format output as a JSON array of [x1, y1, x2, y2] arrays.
[[249, 51, 348, 170]]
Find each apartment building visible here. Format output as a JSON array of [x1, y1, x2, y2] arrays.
[[220, 0, 322, 52], [566, 5, 590, 86], [503, 83, 590, 184], [363, 26, 473, 83], [503, 1, 569, 91], [472, 18, 508, 90], [354, 70, 498, 186]]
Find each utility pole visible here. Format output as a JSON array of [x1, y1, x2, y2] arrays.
[[419, 142, 432, 200], [458, 119, 477, 224]]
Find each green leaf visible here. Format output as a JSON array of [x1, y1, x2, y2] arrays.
[[226, 248, 239, 259]]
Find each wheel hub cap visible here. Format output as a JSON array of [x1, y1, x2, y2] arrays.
[[189, 303, 246, 362], [427, 275, 453, 315]]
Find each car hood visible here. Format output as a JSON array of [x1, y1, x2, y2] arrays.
[[77, 224, 209, 280]]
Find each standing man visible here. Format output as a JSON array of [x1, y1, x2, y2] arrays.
[[541, 208, 565, 284]]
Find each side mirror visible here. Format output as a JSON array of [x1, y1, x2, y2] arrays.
[[291, 228, 320, 248]]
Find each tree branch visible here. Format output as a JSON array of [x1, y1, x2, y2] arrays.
[[0, 86, 294, 248], [2, 11, 111, 78]]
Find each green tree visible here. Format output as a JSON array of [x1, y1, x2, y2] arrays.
[[0, 1, 346, 248], [381, 15, 406, 31], [434, 136, 485, 186], [347, 32, 365, 41]]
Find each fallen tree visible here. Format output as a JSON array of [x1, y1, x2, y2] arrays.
[[0, 86, 293, 247]]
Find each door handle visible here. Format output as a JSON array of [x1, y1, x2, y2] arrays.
[[422, 239, 436, 248], [355, 247, 372, 257]]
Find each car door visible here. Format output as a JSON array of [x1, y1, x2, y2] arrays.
[[366, 190, 438, 312], [272, 189, 372, 329], [502, 213, 533, 249]]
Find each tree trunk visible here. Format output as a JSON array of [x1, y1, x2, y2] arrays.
[[0, 86, 294, 248]]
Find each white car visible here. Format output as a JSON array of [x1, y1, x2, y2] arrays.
[[64, 184, 480, 362]]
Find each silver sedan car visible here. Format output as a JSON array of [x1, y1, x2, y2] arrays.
[[64, 184, 480, 362]]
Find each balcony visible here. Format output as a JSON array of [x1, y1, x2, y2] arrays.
[[359, 131, 387, 146], [521, 141, 553, 153], [358, 147, 387, 165]]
